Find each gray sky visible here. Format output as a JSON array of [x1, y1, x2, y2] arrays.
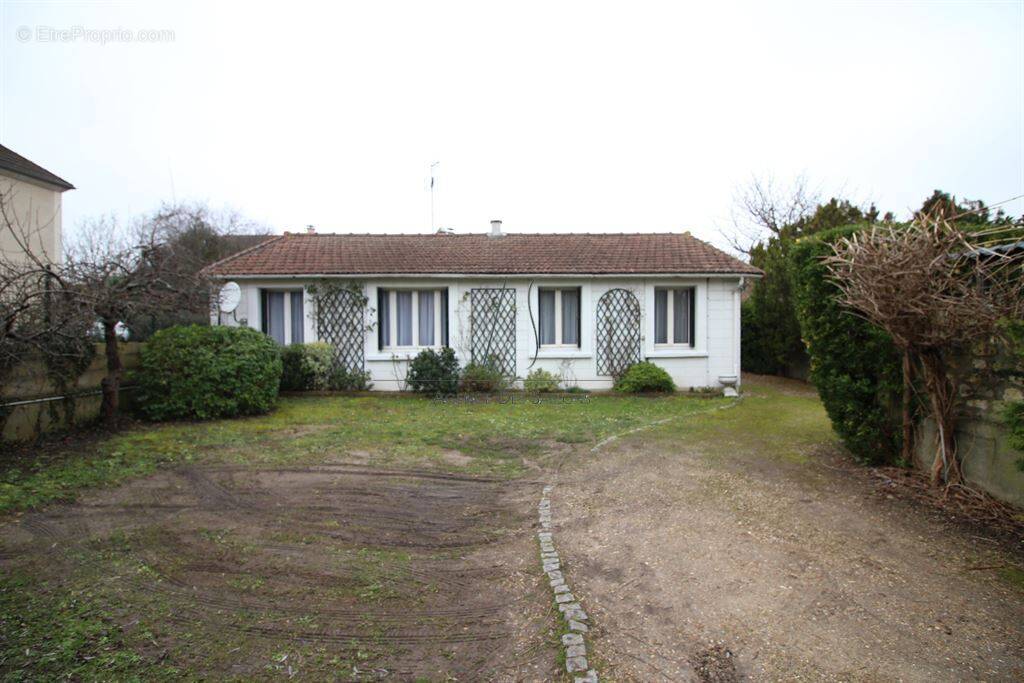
[[2, 0, 1021, 251]]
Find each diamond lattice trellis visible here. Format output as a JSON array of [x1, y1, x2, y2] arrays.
[[315, 287, 365, 373], [470, 288, 517, 377], [595, 288, 642, 377]]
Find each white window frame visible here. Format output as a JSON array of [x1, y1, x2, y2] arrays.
[[654, 287, 693, 348], [383, 289, 443, 350], [539, 287, 579, 348], [261, 287, 304, 345]]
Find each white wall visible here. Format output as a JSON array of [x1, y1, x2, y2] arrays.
[[214, 275, 747, 391]]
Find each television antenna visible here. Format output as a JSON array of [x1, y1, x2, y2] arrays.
[[430, 161, 440, 232]]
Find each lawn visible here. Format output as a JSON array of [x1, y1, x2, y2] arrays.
[[0, 389, 726, 681], [0, 391, 722, 514]]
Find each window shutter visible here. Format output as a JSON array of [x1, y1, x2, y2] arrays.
[[260, 290, 268, 334], [689, 287, 696, 348], [575, 287, 582, 348], [290, 291, 304, 344], [441, 288, 449, 347], [377, 288, 385, 351]]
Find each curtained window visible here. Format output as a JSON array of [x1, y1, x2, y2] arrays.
[[538, 287, 581, 347], [379, 289, 445, 348], [654, 287, 694, 346], [261, 289, 304, 345]]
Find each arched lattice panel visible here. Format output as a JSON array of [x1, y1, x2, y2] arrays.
[[470, 288, 516, 377], [595, 288, 642, 377], [316, 288, 365, 373]]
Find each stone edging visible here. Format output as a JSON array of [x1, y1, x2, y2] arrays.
[[538, 484, 598, 682]]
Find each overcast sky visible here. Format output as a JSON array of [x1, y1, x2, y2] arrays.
[[1, 0, 1021, 252]]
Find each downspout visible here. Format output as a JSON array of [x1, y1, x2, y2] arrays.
[[734, 276, 745, 381]]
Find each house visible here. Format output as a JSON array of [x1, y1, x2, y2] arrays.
[[204, 221, 762, 391], [0, 143, 74, 266]]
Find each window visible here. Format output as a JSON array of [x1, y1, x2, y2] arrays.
[[539, 287, 581, 347], [260, 289, 304, 345], [379, 289, 446, 348], [654, 287, 694, 346]]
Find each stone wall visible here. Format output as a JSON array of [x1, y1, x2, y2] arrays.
[[913, 344, 1024, 506], [1, 342, 142, 443]]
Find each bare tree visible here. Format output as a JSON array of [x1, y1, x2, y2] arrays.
[[826, 217, 1024, 486], [1, 187, 93, 378], [62, 212, 213, 424], [726, 174, 820, 255]]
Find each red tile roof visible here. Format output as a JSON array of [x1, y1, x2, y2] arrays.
[[204, 232, 761, 277]]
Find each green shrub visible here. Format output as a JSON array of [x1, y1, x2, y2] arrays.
[[407, 348, 460, 394], [135, 325, 282, 420], [615, 362, 675, 393], [327, 365, 372, 391], [459, 363, 508, 393], [524, 368, 561, 393], [280, 342, 335, 391], [790, 225, 902, 464]]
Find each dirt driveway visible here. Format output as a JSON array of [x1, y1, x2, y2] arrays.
[[2, 463, 556, 680], [553, 376, 1024, 681]]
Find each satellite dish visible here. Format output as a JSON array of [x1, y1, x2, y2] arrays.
[[219, 281, 242, 313]]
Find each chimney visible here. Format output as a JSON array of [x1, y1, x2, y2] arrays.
[[489, 219, 503, 238], [306, 225, 316, 234]]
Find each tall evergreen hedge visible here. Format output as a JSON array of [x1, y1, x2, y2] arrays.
[[790, 225, 903, 464]]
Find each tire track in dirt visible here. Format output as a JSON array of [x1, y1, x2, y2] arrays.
[[1, 463, 556, 679]]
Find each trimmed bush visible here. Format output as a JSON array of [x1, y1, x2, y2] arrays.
[[524, 368, 560, 393], [459, 363, 508, 393], [407, 348, 460, 394], [790, 225, 902, 464], [281, 342, 334, 391], [135, 325, 282, 421], [615, 362, 675, 393]]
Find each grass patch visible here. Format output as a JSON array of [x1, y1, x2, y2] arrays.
[[649, 381, 835, 464], [0, 571, 183, 681], [0, 392, 717, 514]]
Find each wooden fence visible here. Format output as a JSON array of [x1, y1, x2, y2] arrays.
[[1, 342, 142, 444]]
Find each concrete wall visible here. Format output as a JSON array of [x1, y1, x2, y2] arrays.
[[0, 173, 64, 266], [1, 343, 142, 443], [215, 275, 747, 392]]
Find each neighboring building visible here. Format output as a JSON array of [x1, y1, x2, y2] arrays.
[[0, 143, 75, 266], [204, 221, 761, 391]]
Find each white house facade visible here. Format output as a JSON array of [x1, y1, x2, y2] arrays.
[[205, 222, 761, 392]]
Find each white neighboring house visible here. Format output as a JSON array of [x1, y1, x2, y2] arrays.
[[204, 221, 761, 392], [0, 143, 75, 266]]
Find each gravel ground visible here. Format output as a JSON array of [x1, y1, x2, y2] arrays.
[[553, 376, 1024, 682]]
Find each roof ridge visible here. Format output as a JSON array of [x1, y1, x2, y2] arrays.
[[200, 234, 284, 277]]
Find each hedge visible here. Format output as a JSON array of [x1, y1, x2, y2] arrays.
[[135, 325, 282, 420], [790, 225, 902, 464]]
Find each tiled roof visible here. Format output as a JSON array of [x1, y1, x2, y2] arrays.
[[204, 232, 761, 277], [0, 144, 74, 190]]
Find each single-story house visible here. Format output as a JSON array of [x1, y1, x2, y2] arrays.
[[204, 221, 762, 392]]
